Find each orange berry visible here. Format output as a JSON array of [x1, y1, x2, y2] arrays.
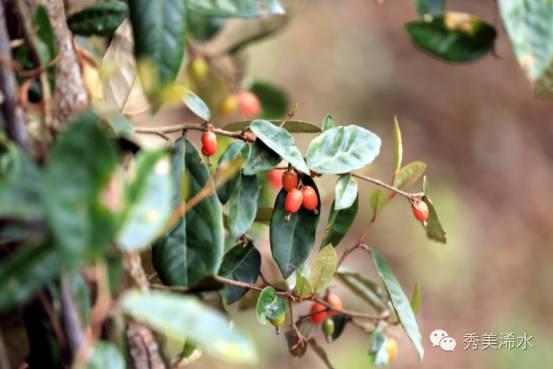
[[301, 186, 318, 211], [267, 169, 284, 188], [238, 91, 261, 118], [411, 199, 429, 222], [310, 302, 328, 325], [285, 188, 303, 213], [327, 293, 343, 316], [282, 170, 299, 192], [387, 338, 398, 361], [201, 131, 217, 157]]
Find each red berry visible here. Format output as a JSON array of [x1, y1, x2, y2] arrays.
[[310, 302, 328, 325], [285, 188, 303, 213], [411, 199, 429, 222], [267, 169, 284, 188], [301, 186, 318, 211], [327, 293, 343, 316], [282, 170, 298, 192], [238, 91, 261, 118], [201, 131, 217, 157]]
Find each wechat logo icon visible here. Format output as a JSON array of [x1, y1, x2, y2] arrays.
[[430, 329, 456, 352]]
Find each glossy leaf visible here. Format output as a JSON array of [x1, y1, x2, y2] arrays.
[[217, 141, 247, 203], [322, 196, 358, 247], [0, 144, 44, 220], [406, 12, 497, 63], [334, 175, 357, 211], [117, 149, 172, 251], [369, 329, 390, 367], [153, 138, 224, 288], [67, 1, 128, 37], [393, 161, 426, 189], [85, 341, 125, 369], [372, 250, 424, 360], [306, 125, 381, 174], [255, 287, 286, 324], [242, 140, 280, 175], [330, 314, 347, 342], [250, 120, 309, 173], [310, 246, 337, 293], [499, 0, 553, 81], [392, 116, 403, 176], [121, 290, 257, 363], [219, 242, 261, 304], [44, 111, 119, 261], [183, 90, 211, 121], [322, 114, 336, 131], [248, 80, 289, 119], [369, 190, 386, 218], [270, 176, 320, 278], [223, 120, 321, 133], [128, 0, 187, 101], [422, 195, 447, 243], [411, 281, 422, 315], [187, 0, 284, 18], [0, 245, 62, 312], [227, 174, 260, 238], [411, 0, 444, 16], [336, 270, 387, 312]]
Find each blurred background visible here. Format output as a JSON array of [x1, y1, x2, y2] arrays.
[[185, 0, 553, 368]]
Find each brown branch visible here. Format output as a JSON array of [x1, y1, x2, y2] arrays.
[[135, 122, 252, 142], [351, 172, 424, 200]]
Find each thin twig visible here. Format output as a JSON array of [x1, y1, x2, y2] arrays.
[[135, 122, 250, 141], [60, 275, 84, 360], [351, 172, 424, 200]]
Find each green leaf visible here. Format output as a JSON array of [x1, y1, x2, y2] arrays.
[[44, 111, 119, 261], [223, 15, 288, 54], [253, 207, 273, 225], [392, 116, 402, 176], [368, 329, 389, 367], [369, 190, 386, 218], [85, 341, 125, 369], [322, 196, 358, 247], [329, 314, 347, 342], [242, 140, 280, 175], [405, 12, 497, 63], [33, 5, 56, 65], [183, 90, 211, 121], [336, 270, 387, 312], [250, 120, 309, 173], [128, 0, 187, 102], [121, 290, 257, 363], [67, 1, 128, 37], [227, 174, 260, 238], [322, 114, 336, 132], [0, 245, 62, 312], [187, 12, 225, 41], [219, 242, 261, 304], [410, 281, 422, 315], [499, 0, 553, 81], [309, 246, 337, 292], [0, 143, 44, 220], [248, 80, 289, 119], [216, 141, 247, 203], [372, 250, 424, 360], [306, 125, 381, 174], [153, 138, 224, 288], [117, 149, 172, 251], [255, 287, 286, 324], [422, 175, 429, 193], [393, 161, 426, 189], [187, 0, 284, 18], [411, 0, 445, 16], [270, 176, 320, 278], [334, 175, 357, 211], [294, 269, 313, 297], [223, 120, 321, 133], [422, 195, 447, 243]]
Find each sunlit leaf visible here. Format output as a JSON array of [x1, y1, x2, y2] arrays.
[[422, 195, 447, 243], [410, 281, 422, 315], [223, 120, 321, 133], [322, 114, 336, 132], [369, 189, 386, 218], [255, 287, 286, 324], [393, 161, 426, 189], [392, 116, 402, 176], [183, 90, 211, 121], [368, 329, 389, 367], [334, 175, 357, 211], [310, 246, 337, 292], [187, 0, 284, 18]]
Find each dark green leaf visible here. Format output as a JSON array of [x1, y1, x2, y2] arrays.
[[255, 287, 286, 324], [410, 281, 422, 315], [0, 144, 44, 220], [306, 125, 381, 174], [270, 176, 320, 278], [0, 245, 62, 312], [372, 250, 424, 360], [309, 246, 337, 292], [223, 120, 321, 133], [499, 0, 553, 81], [85, 341, 125, 369], [330, 314, 347, 342], [219, 242, 261, 304], [248, 80, 289, 119], [153, 138, 224, 288], [250, 120, 308, 173], [405, 13, 497, 63], [187, 12, 224, 41], [128, 0, 187, 102], [253, 207, 273, 225], [117, 149, 172, 251], [242, 140, 280, 175], [183, 90, 211, 121], [393, 161, 426, 189], [322, 196, 358, 247], [67, 1, 128, 37], [392, 116, 402, 176], [368, 329, 389, 366], [216, 141, 247, 203], [227, 174, 260, 238], [411, 0, 445, 16], [187, 0, 284, 18], [33, 6, 56, 65], [121, 290, 257, 363], [334, 175, 357, 210], [44, 111, 119, 261], [322, 114, 336, 132], [336, 270, 387, 312], [422, 195, 447, 243]]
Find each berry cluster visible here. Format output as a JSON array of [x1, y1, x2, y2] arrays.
[[278, 169, 319, 214]]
